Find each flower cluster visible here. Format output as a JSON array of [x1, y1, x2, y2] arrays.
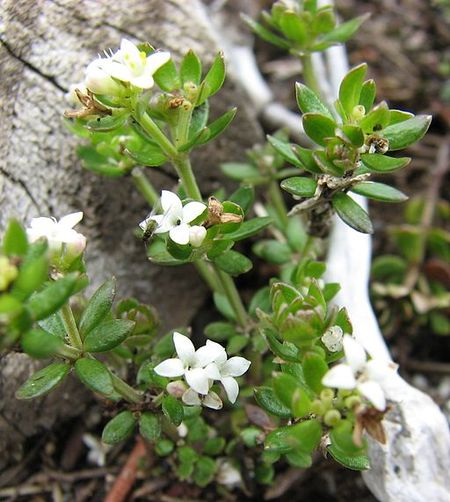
[[140, 190, 207, 247], [75, 38, 170, 97], [26, 212, 87, 263], [322, 335, 398, 411], [154, 332, 251, 409]]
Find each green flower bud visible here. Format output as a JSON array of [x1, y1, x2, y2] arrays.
[[324, 409, 341, 427]]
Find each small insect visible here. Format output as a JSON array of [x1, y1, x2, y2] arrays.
[[207, 197, 243, 226], [140, 216, 159, 246]]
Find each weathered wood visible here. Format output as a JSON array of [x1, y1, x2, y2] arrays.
[[0, 0, 263, 469]]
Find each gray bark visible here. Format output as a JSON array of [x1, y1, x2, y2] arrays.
[[0, 0, 262, 469]]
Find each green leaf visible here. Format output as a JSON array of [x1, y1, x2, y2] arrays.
[[21, 328, 63, 358], [180, 49, 202, 85], [359, 102, 390, 132], [249, 287, 272, 317], [241, 15, 291, 50], [279, 11, 308, 45], [221, 162, 261, 181], [254, 386, 292, 418], [102, 411, 137, 445], [193, 456, 217, 487], [196, 108, 237, 145], [3, 219, 28, 257], [351, 182, 408, 202], [139, 412, 161, 441], [16, 362, 70, 399], [267, 135, 305, 169], [229, 185, 255, 215], [197, 52, 226, 105], [203, 437, 225, 456], [312, 14, 370, 51], [273, 373, 312, 418], [338, 64, 367, 116], [329, 420, 365, 455], [12, 252, 48, 301], [147, 239, 188, 266], [371, 255, 407, 281], [162, 395, 184, 426], [264, 329, 299, 362], [332, 192, 373, 234], [293, 146, 322, 174], [225, 217, 272, 241], [359, 79, 376, 112], [177, 446, 198, 479], [74, 358, 115, 398], [86, 113, 128, 132], [77, 146, 125, 177], [213, 250, 252, 276], [213, 292, 236, 322], [153, 59, 180, 91], [303, 352, 328, 393], [328, 444, 370, 470], [253, 240, 292, 265], [204, 322, 238, 341], [125, 143, 167, 167], [80, 278, 116, 336], [227, 334, 249, 354], [360, 153, 411, 172], [155, 438, 174, 456], [27, 274, 78, 321], [287, 419, 322, 452], [38, 311, 65, 338], [83, 319, 135, 352], [383, 115, 432, 150], [295, 83, 334, 119], [340, 125, 364, 147], [303, 113, 336, 146], [280, 177, 317, 197], [388, 109, 414, 125], [313, 7, 335, 34], [286, 450, 313, 468]]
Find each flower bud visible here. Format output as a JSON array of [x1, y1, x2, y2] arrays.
[[321, 326, 344, 352], [0, 256, 18, 291], [85, 60, 123, 96], [166, 380, 187, 398], [189, 225, 206, 247], [324, 409, 341, 427]]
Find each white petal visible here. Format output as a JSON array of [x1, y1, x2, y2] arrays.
[[221, 357, 251, 377], [185, 368, 210, 395], [322, 364, 357, 389], [144, 51, 171, 74], [221, 376, 239, 403], [160, 190, 182, 215], [343, 335, 367, 373], [120, 39, 141, 60], [29, 217, 55, 232], [154, 358, 185, 377], [182, 201, 206, 224], [358, 381, 386, 411], [189, 226, 206, 248], [365, 359, 396, 384], [107, 60, 133, 82], [58, 212, 83, 229], [173, 332, 195, 365], [204, 363, 221, 380], [194, 340, 226, 368], [203, 391, 223, 410], [152, 214, 177, 234], [182, 388, 201, 406], [130, 74, 155, 89], [169, 224, 190, 245]]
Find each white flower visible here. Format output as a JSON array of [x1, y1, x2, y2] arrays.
[[321, 326, 344, 352], [107, 39, 170, 89], [322, 335, 397, 411], [154, 332, 224, 395], [85, 58, 124, 96], [83, 433, 110, 466], [140, 190, 206, 246], [205, 341, 251, 404], [182, 387, 223, 410], [26, 212, 87, 258], [217, 460, 242, 486]]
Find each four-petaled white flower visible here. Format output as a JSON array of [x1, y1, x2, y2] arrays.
[[155, 333, 251, 409], [322, 335, 397, 411], [140, 190, 207, 246], [84, 39, 170, 94], [321, 325, 344, 353], [154, 332, 224, 395], [26, 212, 87, 258]]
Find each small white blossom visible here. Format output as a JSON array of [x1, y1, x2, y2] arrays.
[[83, 434, 110, 466], [154, 332, 224, 395], [26, 212, 86, 259], [322, 335, 397, 411], [140, 190, 206, 246], [85, 58, 124, 96], [321, 326, 344, 352], [217, 459, 242, 486]]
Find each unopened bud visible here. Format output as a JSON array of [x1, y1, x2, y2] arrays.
[[324, 409, 341, 427], [189, 225, 206, 248], [166, 380, 187, 398]]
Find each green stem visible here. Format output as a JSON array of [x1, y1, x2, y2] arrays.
[[268, 180, 289, 229], [135, 112, 179, 158], [61, 303, 83, 350], [195, 260, 222, 292], [300, 53, 321, 98], [110, 371, 143, 403], [173, 155, 202, 200], [131, 167, 159, 206], [56, 343, 81, 360], [213, 265, 248, 327]]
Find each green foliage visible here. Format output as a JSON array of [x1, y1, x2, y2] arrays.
[[102, 411, 137, 445]]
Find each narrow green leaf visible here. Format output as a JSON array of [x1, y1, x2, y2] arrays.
[[225, 217, 272, 241], [361, 153, 411, 172], [74, 358, 115, 398], [350, 182, 408, 202], [80, 278, 116, 336], [204, 322, 238, 341], [12, 253, 48, 301], [279, 11, 308, 45], [139, 412, 161, 441], [383, 115, 432, 150], [3, 220, 28, 257], [359, 102, 390, 133], [83, 319, 135, 352], [359, 79, 376, 112], [77, 146, 125, 177], [313, 150, 343, 176], [253, 240, 292, 265], [213, 292, 236, 321], [153, 59, 180, 92], [220, 162, 261, 181], [213, 250, 252, 276], [86, 113, 128, 132], [303, 352, 328, 393], [281, 177, 317, 197], [180, 49, 202, 85], [339, 64, 367, 116], [273, 373, 311, 418], [196, 108, 237, 145], [197, 52, 226, 104], [229, 185, 255, 215], [102, 411, 137, 445], [303, 113, 336, 146], [16, 362, 70, 399], [254, 387, 292, 418], [293, 145, 322, 174], [312, 14, 370, 50], [125, 143, 167, 167], [193, 456, 217, 487], [328, 444, 370, 470], [241, 15, 291, 50], [264, 330, 299, 362], [340, 125, 364, 147], [332, 192, 373, 234], [21, 328, 63, 358], [267, 135, 304, 168], [295, 82, 334, 119], [162, 395, 184, 426]]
